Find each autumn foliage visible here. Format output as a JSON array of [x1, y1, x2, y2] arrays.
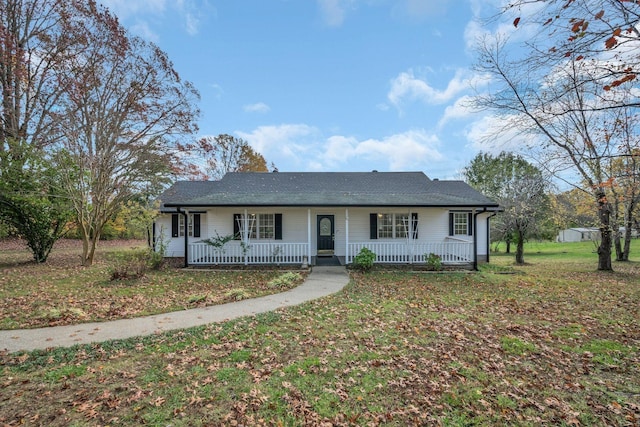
[[1, 241, 638, 425]]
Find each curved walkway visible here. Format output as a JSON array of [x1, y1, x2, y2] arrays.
[[0, 266, 349, 354]]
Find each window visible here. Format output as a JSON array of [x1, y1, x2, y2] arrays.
[[375, 213, 411, 239], [258, 213, 275, 239], [234, 213, 282, 240], [453, 212, 468, 235], [449, 211, 472, 236], [378, 214, 393, 238], [395, 214, 409, 238], [171, 213, 201, 238]]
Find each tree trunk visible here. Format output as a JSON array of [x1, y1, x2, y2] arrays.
[[622, 221, 632, 262], [505, 238, 511, 254], [613, 229, 623, 261], [621, 200, 636, 261], [515, 230, 525, 265], [80, 226, 100, 266], [596, 190, 613, 271]]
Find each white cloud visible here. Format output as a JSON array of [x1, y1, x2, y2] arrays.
[[464, 114, 531, 154], [391, 0, 450, 21], [236, 124, 320, 161], [209, 83, 224, 100], [129, 21, 160, 43], [317, 0, 355, 27], [464, 0, 546, 51], [243, 102, 271, 114], [352, 130, 442, 171], [184, 12, 199, 36], [237, 125, 443, 172], [438, 95, 477, 128], [388, 69, 490, 110], [99, 0, 210, 38]]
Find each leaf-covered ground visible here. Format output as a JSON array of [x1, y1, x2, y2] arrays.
[[0, 239, 306, 329], [1, 243, 638, 426]]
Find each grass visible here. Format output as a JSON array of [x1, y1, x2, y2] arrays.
[[0, 239, 307, 329], [0, 239, 639, 425]]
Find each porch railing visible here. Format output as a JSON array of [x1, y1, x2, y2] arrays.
[[187, 240, 473, 266], [188, 242, 308, 265], [347, 241, 473, 264]]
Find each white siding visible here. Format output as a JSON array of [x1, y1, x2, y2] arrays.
[[155, 206, 490, 262]]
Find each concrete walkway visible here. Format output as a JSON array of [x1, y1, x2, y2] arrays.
[[0, 266, 349, 354]]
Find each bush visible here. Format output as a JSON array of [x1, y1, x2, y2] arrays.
[[108, 248, 157, 281], [268, 272, 302, 290], [225, 288, 250, 301], [425, 252, 442, 271], [353, 247, 376, 272]]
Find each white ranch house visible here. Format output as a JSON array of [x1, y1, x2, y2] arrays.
[[155, 172, 500, 269]]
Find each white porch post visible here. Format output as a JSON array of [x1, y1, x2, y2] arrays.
[[409, 211, 414, 264], [243, 208, 248, 265], [307, 209, 311, 265], [345, 208, 349, 264]]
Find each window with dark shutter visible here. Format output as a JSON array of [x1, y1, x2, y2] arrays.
[[412, 212, 418, 239], [450, 211, 472, 236], [370, 213, 378, 239], [448, 212, 454, 236], [275, 213, 283, 240], [172, 214, 179, 237], [193, 214, 201, 238], [233, 214, 241, 240]]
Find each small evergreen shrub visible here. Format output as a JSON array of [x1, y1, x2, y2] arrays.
[[225, 288, 250, 301], [353, 247, 376, 272], [268, 272, 302, 290], [425, 252, 442, 271]]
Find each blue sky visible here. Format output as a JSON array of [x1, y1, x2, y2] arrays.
[[100, 0, 517, 179]]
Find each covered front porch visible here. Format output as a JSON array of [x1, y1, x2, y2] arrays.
[[166, 206, 486, 268], [186, 239, 473, 266]]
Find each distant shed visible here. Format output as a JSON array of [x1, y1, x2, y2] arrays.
[[556, 227, 600, 243]]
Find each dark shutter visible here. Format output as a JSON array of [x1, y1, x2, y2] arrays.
[[468, 212, 473, 236], [172, 214, 179, 237], [275, 213, 283, 240], [193, 214, 201, 238], [411, 212, 418, 239], [449, 212, 454, 236], [370, 214, 378, 240], [233, 214, 241, 240]]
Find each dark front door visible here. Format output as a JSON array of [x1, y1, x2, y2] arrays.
[[317, 215, 335, 254]]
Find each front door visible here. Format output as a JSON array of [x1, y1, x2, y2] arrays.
[[317, 215, 334, 254]]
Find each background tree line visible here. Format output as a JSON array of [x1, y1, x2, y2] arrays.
[[0, 1, 272, 265], [469, 0, 640, 270]]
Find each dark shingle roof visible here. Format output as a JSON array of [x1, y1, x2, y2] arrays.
[[159, 172, 499, 208]]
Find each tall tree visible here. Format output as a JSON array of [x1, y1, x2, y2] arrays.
[[0, 143, 72, 261], [463, 152, 549, 265], [477, 0, 640, 271], [606, 142, 640, 261], [0, 0, 84, 261], [195, 134, 270, 180], [53, 2, 200, 266]]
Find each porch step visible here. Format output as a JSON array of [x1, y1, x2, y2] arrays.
[[315, 256, 341, 266]]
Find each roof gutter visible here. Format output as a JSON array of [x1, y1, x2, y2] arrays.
[[163, 202, 502, 209]]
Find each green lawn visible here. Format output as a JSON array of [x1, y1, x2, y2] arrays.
[[1, 240, 639, 425], [0, 239, 306, 329]]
